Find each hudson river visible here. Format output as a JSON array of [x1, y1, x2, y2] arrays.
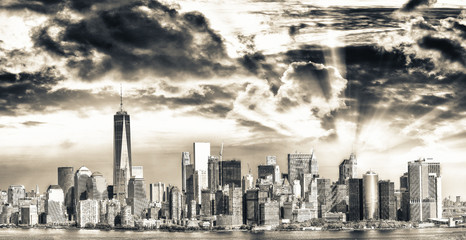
[[1, 228, 466, 239]]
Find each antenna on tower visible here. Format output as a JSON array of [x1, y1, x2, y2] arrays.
[[219, 142, 224, 161], [120, 84, 123, 112]]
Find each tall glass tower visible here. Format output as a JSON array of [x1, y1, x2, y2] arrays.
[[113, 89, 132, 204]]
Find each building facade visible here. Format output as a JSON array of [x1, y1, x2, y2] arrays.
[[220, 160, 242, 188], [76, 199, 99, 227], [287, 151, 318, 185], [363, 171, 379, 220], [45, 185, 67, 224], [75, 166, 92, 202], [338, 153, 357, 184], [181, 152, 191, 193], [57, 167, 74, 220], [86, 172, 108, 201], [379, 180, 396, 220], [348, 178, 363, 221], [149, 182, 166, 203], [8, 185, 25, 208], [408, 158, 442, 222], [113, 102, 132, 204], [128, 177, 148, 219]]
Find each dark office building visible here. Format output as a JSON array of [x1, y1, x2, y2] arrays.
[[348, 178, 363, 221], [220, 160, 242, 188], [379, 180, 396, 220], [317, 178, 332, 218], [399, 190, 410, 221], [107, 185, 113, 200], [258, 165, 275, 181], [208, 156, 220, 192], [400, 172, 408, 190], [246, 189, 259, 225], [185, 164, 195, 204], [215, 189, 229, 215]]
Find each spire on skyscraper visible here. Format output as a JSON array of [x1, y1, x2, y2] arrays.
[[219, 142, 224, 161], [120, 84, 123, 112]]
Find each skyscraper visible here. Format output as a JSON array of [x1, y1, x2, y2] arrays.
[[75, 166, 92, 202], [194, 169, 208, 204], [128, 177, 148, 218], [220, 160, 242, 188], [317, 178, 331, 218], [208, 156, 220, 192], [86, 172, 108, 201], [363, 171, 379, 220], [7, 185, 25, 208], [114, 92, 132, 204], [379, 180, 396, 220], [348, 178, 363, 221], [185, 164, 195, 204], [258, 165, 275, 181], [169, 186, 182, 220], [58, 167, 74, 220], [242, 171, 254, 194], [400, 172, 408, 190], [181, 152, 191, 193], [46, 185, 66, 224], [338, 153, 357, 184], [408, 158, 441, 221], [399, 172, 410, 221], [201, 189, 214, 216], [193, 142, 210, 173], [287, 150, 318, 185], [149, 182, 166, 203], [76, 199, 99, 227]]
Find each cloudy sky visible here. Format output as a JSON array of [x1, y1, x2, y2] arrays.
[[0, 0, 465, 198]]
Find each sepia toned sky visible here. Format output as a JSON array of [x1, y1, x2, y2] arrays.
[[0, 0, 465, 198]]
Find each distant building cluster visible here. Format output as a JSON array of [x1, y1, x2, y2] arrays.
[[0, 104, 444, 228]]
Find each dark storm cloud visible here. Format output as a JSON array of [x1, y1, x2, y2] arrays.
[[285, 62, 333, 100], [129, 84, 238, 118], [239, 52, 282, 94], [281, 41, 465, 139], [0, 68, 62, 115], [237, 34, 282, 95], [452, 22, 466, 39], [418, 36, 466, 66], [283, 8, 398, 32], [1, 0, 63, 14], [400, 0, 437, 12], [418, 94, 453, 106], [30, 0, 235, 81], [236, 119, 276, 133], [195, 103, 233, 118], [22, 121, 46, 126], [172, 85, 236, 105], [320, 111, 337, 131]]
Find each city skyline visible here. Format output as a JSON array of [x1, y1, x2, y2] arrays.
[[1, 0, 466, 201]]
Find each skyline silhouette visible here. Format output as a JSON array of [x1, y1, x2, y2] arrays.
[[0, 0, 465, 200]]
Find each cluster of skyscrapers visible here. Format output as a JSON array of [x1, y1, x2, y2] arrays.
[[0, 102, 444, 228]]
